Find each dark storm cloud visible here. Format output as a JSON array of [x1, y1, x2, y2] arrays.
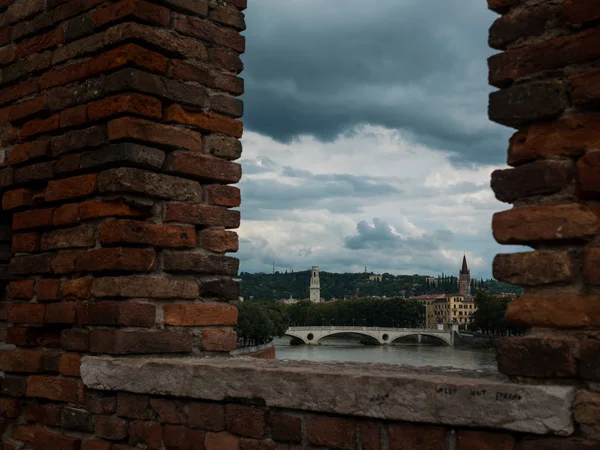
[[242, 0, 510, 163], [344, 218, 454, 251]]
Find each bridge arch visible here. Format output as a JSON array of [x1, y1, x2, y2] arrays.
[[390, 332, 451, 346]]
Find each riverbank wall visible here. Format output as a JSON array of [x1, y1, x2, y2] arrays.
[[231, 342, 276, 359]]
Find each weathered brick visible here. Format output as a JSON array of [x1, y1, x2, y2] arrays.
[[78, 302, 119, 326], [89, 43, 168, 76], [168, 60, 244, 95], [61, 328, 89, 351], [119, 302, 155, 327], [25, 403, 62, 426], [130, 420, 163, 450], [491, 160, 573, 203], [41, 173, 97, 203], [88, 93, 162, 121], [164, 424, 204, 450], [201, 329, 237, 352], [174, 15, 245, 52], [89, 330, 192, 354], [0, 95, 47, 124], [20, 114, 60, 139], [11, 423, 43, 445], [8, 279, 35, 299], [205, 134, 242, 161], [98, 167, 202, 203], [564, 0, 600, 25], [6, 327, 42, 347], [45, 301, 78, 324], [205, 185, 241, 208], [496, 336, 577, 378], [0, 79, 38, 107], [307, 416, 356, 450], [210, 4, 246, 30], [58, 353, 81, 377], [573, 391, 600, 441], [239, 438, 275, 450], [53, 203, 80, 225], [86, 391, 117, 415], [162, 251, 239, 276], [188, 402, 225, 431], [489, 29, 600, 87], [82, 441, 112, 450], [164, 303, 238, 327], [2, 189, 34, 210], [167, 151, 242, 183], [580, 339, 600, 381], [1, 374, 28, 397], [225, 405, 265, 439], [164, 204, 240, 228], [200, 279, 239, 302], [489, 80, 568, 128], [578, 150, 600, 196], [16, 28, 63, 59], [50, 125, 107, 156], [7, 303, 45, 325], [36, 278, 62, 301], [165, 105, 243, 138], [269, 413, 301, 443], [520, 438, 600, 450], [492, 204, 600, 244], [95, 415, 129, 440], [14, 161, 54, 184], [209, 93, 243, 118], [10, 253, 53, 274], [108, 116, 203, 151], [572, 69, 600, 108], [60, 105, 88, 128], [457, 430, 516, 450], [92, 0, 170, 28], [150, 399, 187, 424], [26, 375, 81, 402], [208, 47, 243, 74], [33, 429, 80, 450], [61, 406, 94, 432], [92, 276, 199, 298], [489, 4, 560, 50], [388, 424, 447, 450], [41, 226, 95, 250], [79, 199, 146, 220], [51, 247, 157, 274], [584, 248, 600, 285], [204, 432, 240, 450], [0, 350, 43, 372], [506, 293, 600, 328], [198, 230, 239, 253], [493, 251, 574, 286], [99, 219, 196, 248]]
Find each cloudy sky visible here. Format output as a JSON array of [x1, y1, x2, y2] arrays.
[[236, 0, 516, 279]]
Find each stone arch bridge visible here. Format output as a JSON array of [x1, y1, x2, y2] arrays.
[[285, 326, 456, 346]]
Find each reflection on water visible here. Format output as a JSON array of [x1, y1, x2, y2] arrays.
[[274, 337, 497, 372]]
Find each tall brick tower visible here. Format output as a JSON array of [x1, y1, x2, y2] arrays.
[[310, 266, 320, 303], [458, 255, 470, 296]]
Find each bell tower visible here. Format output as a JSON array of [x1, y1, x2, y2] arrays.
[[310, 266, 321, 303], [459, 255, 471, 296]]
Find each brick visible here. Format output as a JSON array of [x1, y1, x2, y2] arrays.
[[164, 204, 240, 228], [98, 167, 202, 203], [14, 161, 54, 184], [36, 278, 62, 301], [92, 0, 170, 28], [0, 95, 47, 124], [11, 424, 43, 445], [209, 94, 243, 118], [89, 330, 192, 354], [210, 4, 246, 30], [205, 432, 240, 450], [1, 374, 27, 397], [585, 248, 600, 285], [8, 279, 35, 299], [162, 0, 208, 15], [25, 403, 62, 426], [457, 431, 516, 450], [92, 276, 199, 298], [78, 301, 119, 325], [239, 439, 275, 450], [489, 29, 600, 88], [51, 247, 157, 274], [7, 303, 45, 325], [165, 105, 243, 138], [520, 439, 600, 450], [6, 327, 42, 346], [3, 189, 34, 210], [45, 302, 78, 324], [0, 79, 37, 107], [225, 405, 265, 439], [581, 339, 600, 381], [578, 150, 600, 196], [564, 0, 600, 25], [20, 114, 60, 139], [0, 350, 43, 372], [201, 329, 237, 352], [130, 420, 163, 450], [13, 208, 54, 230], [53, 203, 80, 225], [8, 140, 48, 165], [493, 251, 574, 286], [86, 391, 117, 414], [168, 60, 244, 95], [167, 151, 242, 183], [117, 392, 149, 419], [41, 226, 95, 250], [572, 69, 600, 108], [60, 105, 88, 128], [61, 406, 94, 432], [89, 43, 168, 76], [10, 253, 54, 274], [164, 425, 204, 450], [99, 219, 196, 248], [199, 230, 239, 253], [200, 279, 239, 302], [489, 80, 568, 128], [82, 441, 112, 450], [388, 424, 447, 450], [150, 398, 187, 424], [88, 93, 162, 121], [16, 28, 63, 59], [41, 173, 98, 203], [0, 398, 20, 419], [164, 303, 238, 327], [162, 251, 239, 276], [174, 16, 245, 52], [492, 204, 600, 244], [188, 402, 225, 431], [208, 47, 243, 74], [26, 375, 81, 402], [204, 186, 240, 208], [95, 415, 129, 440], [489, 4, 560, 50], [59, 353, 81, 377], [11, 232, 37, 253], [506, 292, 600, 328], [205, 134, 242, 160], [491, 160, 573, 203], [54, 31, 103, 64], [574, 391, 600, 438], [307, 416, 355, 450], [61, 328, 89, 351], [359, 421, 380, 450], [79, 199, 146, 220], [108, 116, 203, 151], [269, 413, 301, 443], [119, 302, 155, 327], [33, 430, 80, 450], [104, 22, 207, 60], [50, 125, 107, 156]]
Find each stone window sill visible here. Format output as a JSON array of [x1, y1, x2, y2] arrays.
[[81, 356, 574, 436]]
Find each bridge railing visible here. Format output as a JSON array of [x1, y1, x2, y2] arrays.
[[287, 326, 448, 333]]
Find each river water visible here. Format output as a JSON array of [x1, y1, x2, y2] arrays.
[[274, 337, 497, 372]]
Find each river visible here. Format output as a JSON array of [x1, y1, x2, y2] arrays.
[[274, 336, 497, 371]]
